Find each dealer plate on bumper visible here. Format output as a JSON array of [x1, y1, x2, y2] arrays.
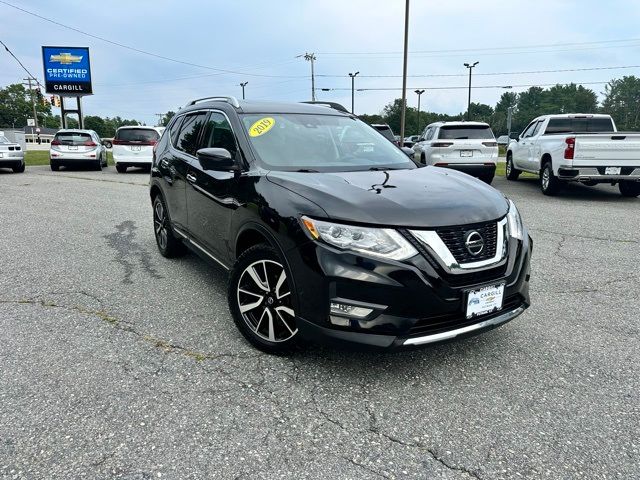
[[466, 283, 505, 319], [605, 167, 621, 175]]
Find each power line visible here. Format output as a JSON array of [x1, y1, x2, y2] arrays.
[[0, 38, 44, 88], [321, 81, 611, 92], [0, 1, 305, 79], [318, 37, 640, 55], [317, 65, 640, 79]]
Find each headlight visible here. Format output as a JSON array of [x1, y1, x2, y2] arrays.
[[301, 216, 418, 261], [506, 199, 523, 240]]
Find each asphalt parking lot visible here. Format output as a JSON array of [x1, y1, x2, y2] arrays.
[[0, 166, 638, 479]]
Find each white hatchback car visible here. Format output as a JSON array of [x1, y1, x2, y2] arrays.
[[412, 121, 498, 184], [112, 126, 163, 173], [49, 129, 107, 171]]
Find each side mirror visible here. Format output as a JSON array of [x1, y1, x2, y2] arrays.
[[400, 147, 414, 157], [196, 148, 236, 171], [102, 140, 112, 148]]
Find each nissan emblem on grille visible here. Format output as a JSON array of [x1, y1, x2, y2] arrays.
[[464, 231, 485, 256]]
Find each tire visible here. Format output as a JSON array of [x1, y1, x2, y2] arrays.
[[619, 180, 640, 198], [540, 160, 562, 196], [94, 159, 102, 171], [421, 153, 426, 165], [102, 154, 108, 167], [50, 161, 59, 172], [228, 244, 299, 354], [116, 164, 127, 174], [12, 162, 25, 173], [152, 194, 187, 258], [479, 173, 494, 185], [505, 154, 521, 180]]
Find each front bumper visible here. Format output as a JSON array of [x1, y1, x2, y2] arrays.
[[558, 166, 640, 182], [288, 230, 532, 350]]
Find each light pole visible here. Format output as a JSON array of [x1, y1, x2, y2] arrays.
[[348, 72, 359, 114], [297, 53, 317, 101], [399, 0, 410, 141], [464, 61, 479, 121], [414, 89, 425, 134], [240, 81, 248, 100], [502, 86, 513, 139]]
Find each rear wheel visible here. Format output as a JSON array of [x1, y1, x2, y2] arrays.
[[619, 180, 640, 197], [540, 161, 561, 196], [102, 154, 108, 167], [229, 245, 298, 354], [12, 162, 25, 173], [116, 164, 127, 174], [94, 159, 102, 171], [50, 161, 59, 172], [506, 154, 521, 180], [152, 194, 186, 258]]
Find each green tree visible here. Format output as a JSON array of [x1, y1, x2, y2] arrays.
[[491, 92, 518, 136], [602, 76, 640, 130], [160, 111, 176, 127], [463, 103, 494, 124], [84, 115, 107, 137], [0, 83, 53, 128]]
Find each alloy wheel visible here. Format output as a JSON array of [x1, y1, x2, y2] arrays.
[[542, 167, 550, 190], [506, 159, 512, 176], [236, 259, 297, 342], [154, 200, 168, 250]]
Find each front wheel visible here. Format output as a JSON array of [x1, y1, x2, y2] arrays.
[[228, 245, 299, 354], [540, 161, 562, 196], [619, 180, 640, 197], [506, 155, 521, 180]]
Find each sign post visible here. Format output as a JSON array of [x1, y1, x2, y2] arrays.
[[41, 46, 93, 129]]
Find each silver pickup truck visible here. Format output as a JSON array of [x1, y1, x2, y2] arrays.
[[506, 114, 640, 197]]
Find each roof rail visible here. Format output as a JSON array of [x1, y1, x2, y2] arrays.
[[185, 96, 240, 108], [300, 101, 350, 114]]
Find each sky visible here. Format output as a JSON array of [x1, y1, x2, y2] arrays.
[[2, 0, 640, 126]]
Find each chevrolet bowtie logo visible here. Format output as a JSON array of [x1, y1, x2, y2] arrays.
[[50, 53, 83, 65]]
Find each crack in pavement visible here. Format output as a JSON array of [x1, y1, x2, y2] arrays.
[[103, 221, 162, 284], [32, 172, 148, 187], [530, 227, 638, 244]]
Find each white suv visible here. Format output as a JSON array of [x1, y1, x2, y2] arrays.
[[112, 126, 163, 173], [412, 121, 498, 184]]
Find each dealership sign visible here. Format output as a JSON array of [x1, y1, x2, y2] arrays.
[[42, 46, 93, 95]]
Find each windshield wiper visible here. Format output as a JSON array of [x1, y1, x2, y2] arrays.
[[368, 167, 402, 171], [294, 168, 320, 173]]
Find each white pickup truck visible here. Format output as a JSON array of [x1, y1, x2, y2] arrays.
[[506, 114, 640, 197]]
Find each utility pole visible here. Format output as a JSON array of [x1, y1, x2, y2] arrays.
[[464, 61, 479, 121], [22, 77, 39, 129], [154, 113, 163, 126], [399, 0, 410, 141], [348, 72, 359, 114], [414, 89, 425, 134], [240, 81, 248, 100], [297, 53, 317, 101]]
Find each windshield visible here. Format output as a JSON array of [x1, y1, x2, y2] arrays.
[[439, 125, 494, 140], [0, 136, 11, 144], [240, 114, 415, 172], [545, 117, 615, 134]]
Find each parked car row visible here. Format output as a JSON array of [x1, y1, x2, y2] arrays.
[[0, 132, 25, 173]]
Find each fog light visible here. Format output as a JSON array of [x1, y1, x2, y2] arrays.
[[330, 302, 373, 318]]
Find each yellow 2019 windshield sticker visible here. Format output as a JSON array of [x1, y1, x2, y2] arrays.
[[249, 117, 275, 137]]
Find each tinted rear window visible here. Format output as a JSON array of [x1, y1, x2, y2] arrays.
[[115, 128, 160, 142], [544, 117, 615, 134], [373, 126, 395, 141], [54, 132, 92, 145], [438, 125, 494, 140]]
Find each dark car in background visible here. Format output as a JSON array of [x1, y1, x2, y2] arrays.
[[150, 97, 532, 353]]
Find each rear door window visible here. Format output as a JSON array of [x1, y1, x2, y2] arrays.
[[438, 125, 494, 140], [174, 112, 208, 156], [54, 132, 93, 146], [115, 128, 160, 144]]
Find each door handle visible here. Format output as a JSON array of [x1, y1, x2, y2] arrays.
[[186, 173, 197, 184]]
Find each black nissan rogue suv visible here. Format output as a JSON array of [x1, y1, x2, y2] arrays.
[[150, 97, 532, 353]]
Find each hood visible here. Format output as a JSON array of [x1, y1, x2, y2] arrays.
[[266, 167, 508, 228]]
